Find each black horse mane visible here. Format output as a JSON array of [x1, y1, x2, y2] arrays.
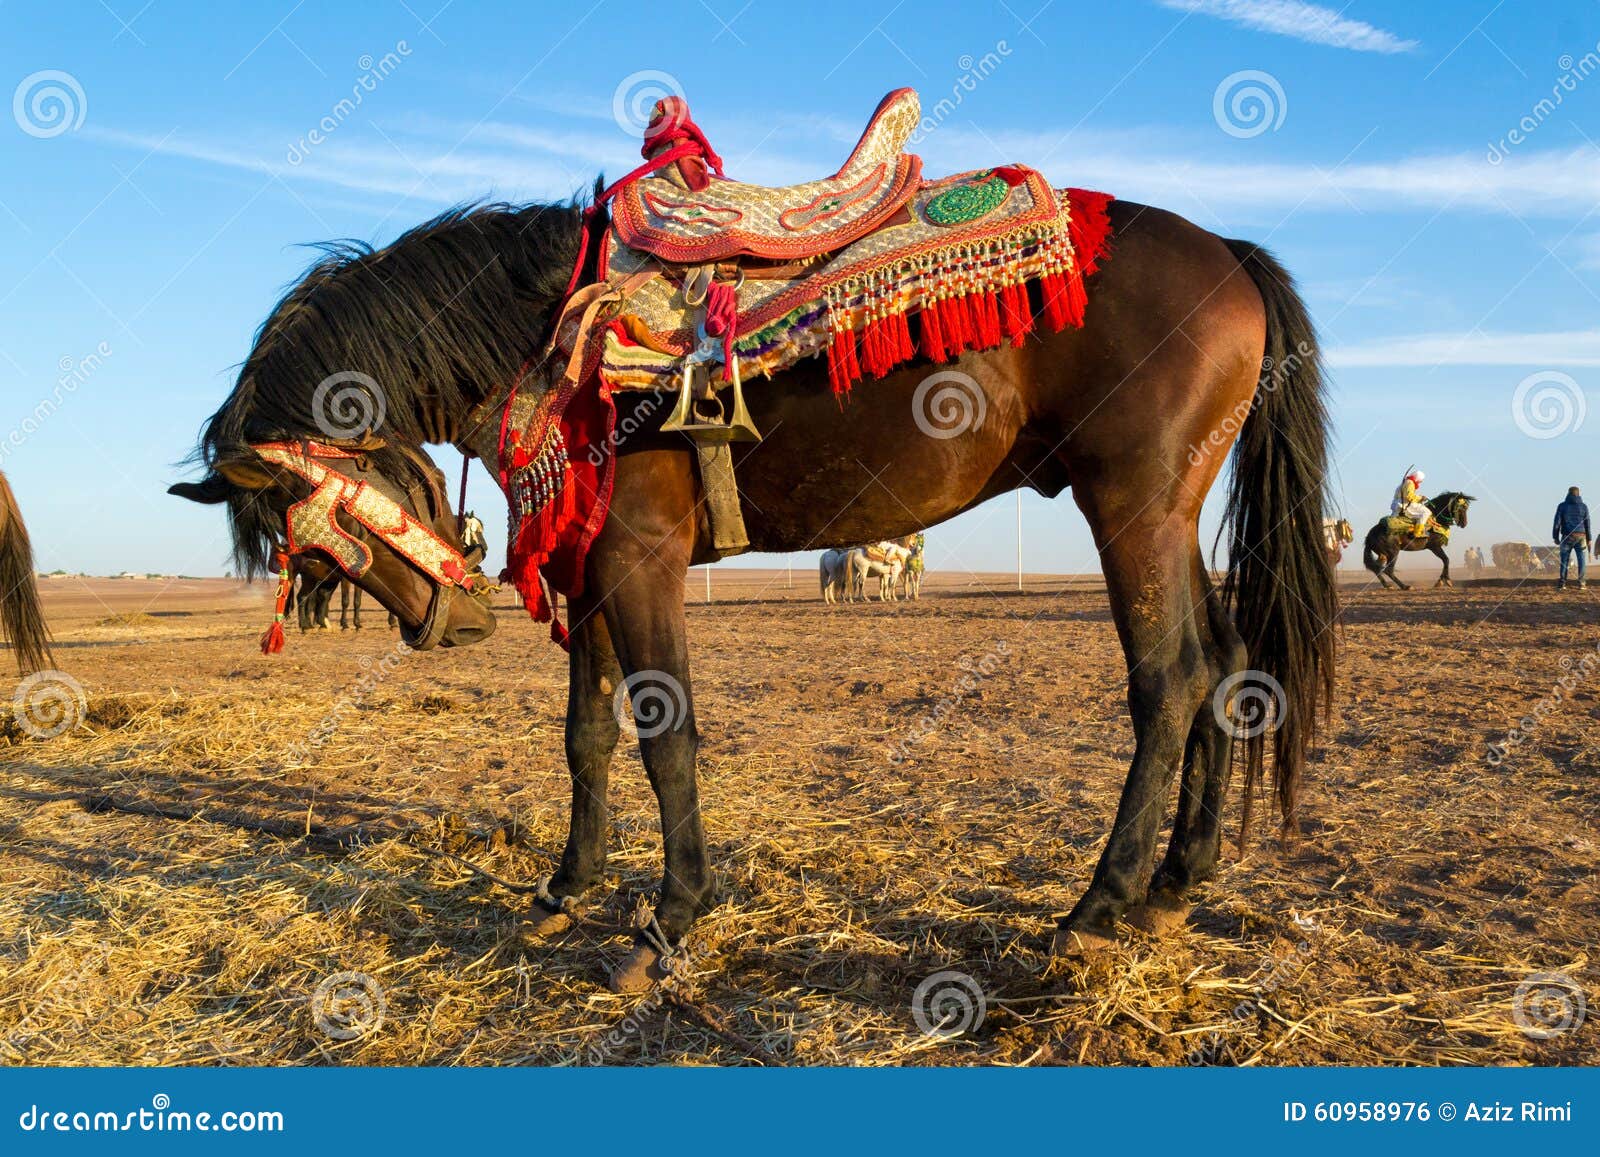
[[193, 199, 586, 576], [1427, 490, 1475, 526]]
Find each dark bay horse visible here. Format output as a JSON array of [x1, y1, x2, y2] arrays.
[[1362, 491, 1475, 590], [170, 196, 1337, 989], [0, 469, 50, 675]]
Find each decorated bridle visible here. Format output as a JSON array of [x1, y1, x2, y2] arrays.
[[249, 441, 476, 651]]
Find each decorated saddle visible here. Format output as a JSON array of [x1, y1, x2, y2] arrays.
[[480, 88, 1114, 648], [611, 88, 924, 264]]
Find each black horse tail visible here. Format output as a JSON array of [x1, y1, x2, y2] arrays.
[[1219, 240, 1338, 836], [1362, 534, 1381, 575], [0, 471, 52, 676]]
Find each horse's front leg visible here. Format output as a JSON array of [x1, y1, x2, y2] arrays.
[[589, 463, 713, 992], [526, 592, 623, 937], [1431, 542, 1451, 587]]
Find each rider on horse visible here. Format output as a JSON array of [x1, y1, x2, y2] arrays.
[[1391, 468, 1430, 538]]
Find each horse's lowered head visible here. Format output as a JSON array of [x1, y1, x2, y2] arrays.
[[170, 438, 496, 651], [164, 203, 592, 652]]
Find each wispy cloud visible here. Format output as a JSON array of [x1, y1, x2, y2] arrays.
[[82, 117, 1600, 226], [917, 126, 1600, 219], [1329, 329, 1600, 367], [1158, 0, 1418, 54]]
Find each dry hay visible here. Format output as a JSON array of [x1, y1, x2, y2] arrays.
[[0, 578, 1595, 1065]]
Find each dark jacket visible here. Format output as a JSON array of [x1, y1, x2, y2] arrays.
[[1553, 496, 1591, 542]]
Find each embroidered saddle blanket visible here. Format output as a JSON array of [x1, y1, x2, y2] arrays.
[[1384, 515, 1450, 542], [600, 170, 1110, 394]]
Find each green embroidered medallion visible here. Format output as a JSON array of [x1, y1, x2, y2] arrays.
[[924, 171, 1011, 226]]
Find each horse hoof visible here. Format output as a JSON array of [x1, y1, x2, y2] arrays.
[[1049, 926, 1118, 958], [1124, 895, 1194, 936], [524, 899, 575, 938], [608, 942, 670, 994]]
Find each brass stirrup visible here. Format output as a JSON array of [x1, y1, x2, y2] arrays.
[[661, 337, 760, 445]]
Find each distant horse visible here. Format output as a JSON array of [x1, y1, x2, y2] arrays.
[[1362, 491, 1475, 589], [171, 189, 1336, 985], [287, 559, 363, 631], [0, 470, 50, 674], [1321, 518, 1353, 568], [819, 548, 851, 603], [848, 541, 910, 601]]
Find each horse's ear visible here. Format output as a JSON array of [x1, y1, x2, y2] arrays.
[[168, 474, 233, 505], [213, 456, 283, 491]]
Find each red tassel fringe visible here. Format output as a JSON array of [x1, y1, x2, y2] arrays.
[[817, 188, 1114, 394], [1000, 281, 1031, 347], [919, 302, 946, 363], [259, 620, 285, 655]]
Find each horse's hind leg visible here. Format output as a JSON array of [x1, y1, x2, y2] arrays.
[[1387, 555, 1409, 591], [1130, 570, 1247, 934], [1365, 548, 1392, 589], [1055, 507, 1210, 953], [528, 592, 624, 937]]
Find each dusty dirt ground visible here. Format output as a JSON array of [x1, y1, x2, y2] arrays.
[[1, 569, 1595, 1066]]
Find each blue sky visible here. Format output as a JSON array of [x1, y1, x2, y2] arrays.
[[3, 0, 1598, 578]]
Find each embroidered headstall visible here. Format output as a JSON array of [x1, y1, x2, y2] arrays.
[[248, 441, 474, 590]]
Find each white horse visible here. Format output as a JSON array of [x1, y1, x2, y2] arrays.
[[819, 548, 852, 604], [848, 542, 910, 602]]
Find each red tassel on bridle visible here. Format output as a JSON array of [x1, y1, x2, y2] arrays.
[[260, 550, 290, 655]]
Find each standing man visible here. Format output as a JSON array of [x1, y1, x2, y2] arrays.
[[1553, 485, 1591, 591]]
